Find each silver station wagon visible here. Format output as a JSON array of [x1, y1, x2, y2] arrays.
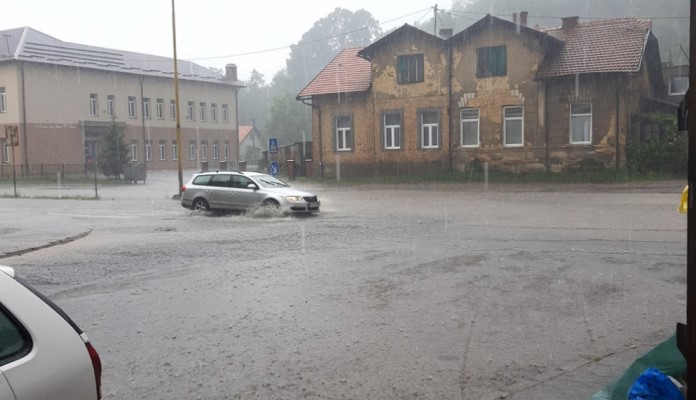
[[181, 171, 320, 214]]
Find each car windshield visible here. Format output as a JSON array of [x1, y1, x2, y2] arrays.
[[252, 175, 290, 188]]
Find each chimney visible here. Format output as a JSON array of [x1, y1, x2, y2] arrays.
[[439, 28, 453, 39], [512, 12, 518, 25], [520, 11, 528, 27], [561, 16, 579, 29], [225, 63, 238, 81]]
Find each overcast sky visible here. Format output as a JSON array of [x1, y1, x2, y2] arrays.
[[5, 0, 440, 82]]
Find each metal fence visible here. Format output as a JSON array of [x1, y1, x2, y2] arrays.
[[0, 164, 95, 180]]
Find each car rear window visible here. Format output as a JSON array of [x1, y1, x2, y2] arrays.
[[192, 175, 213, 186], [0, 306, 31, 366]]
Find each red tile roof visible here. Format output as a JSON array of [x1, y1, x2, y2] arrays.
[[238, 125, 253, 143], [538, 18, 652, 78], [296, 48, 371, 99]]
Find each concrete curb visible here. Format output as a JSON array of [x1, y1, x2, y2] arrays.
[[0, 229, 93, 259]]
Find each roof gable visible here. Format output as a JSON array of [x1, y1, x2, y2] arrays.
[[358, 24, 443, 60], [449, 14, 562, 47], [537, 18, 652, 78], [0, 27, 239, 85], [297, 47, 371, 99]]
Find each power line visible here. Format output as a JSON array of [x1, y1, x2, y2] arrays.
[[184, 7, 434, 63]]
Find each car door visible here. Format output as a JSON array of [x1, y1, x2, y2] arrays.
[[0, 372, 15, 400], [207, 175, 237, 209], [230, 175, 264, 207]]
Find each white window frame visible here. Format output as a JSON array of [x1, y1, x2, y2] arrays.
[[189, 143, 196, 160], [172, 142, 178, 160], [199, 103, 207, 122], [201, 143, 208, 160], [156, 99, 164, 120], [460, 108, 480, 148], [420, 110, 439, 149], [669, 75, 689, 96], [2, 142, 9, 163], [130, 143, 138, 161], [569, 103, 592, 144], [187, 102, 195, 121], [107, 95, 115, 118], [143, 98, 151, 120], [159, 143, 166, 160], [145, 141, 152, 161], [89, 94, 98, 117], [0, 87, 6, 113], [128, 97, 137, 119], [224, 142, 229, 159], [503, 106, 524, 147], [222, 104, 229, 123], [383, 112, 401, 150], [213, 143, 219, 159], [211, 104, 218, 122], [170, 100, 177, 120], [335, 116, 352, 151]]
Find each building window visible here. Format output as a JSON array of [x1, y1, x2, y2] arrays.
[[187, 101, 195, 121], [2, 141, 9, 163], [130, 142, 138, 161], [211, 103, 218, 122], [189, 142, 196, 160], [477, 46, 507, 78], [199, 103, 207, 122], [382, 111, 402, 150], [143, 98, 151, 120], [419, 110, 440, 149], [156, 98, 164, 120], [159, 141, 166, 160], [172, 141, 178, 161], [224, 141, 229, 159], [460, 108, 480, 147], [89, 94, 98, 116], [397, 54, 424, 84], [570, 103, 592, 144], [201, 142, 208, 159], [0, 87, 6, 112], [107, 95, 115, 118], [504, 106, 524, 147], [145, 141, 152, 161], [128, 96, 137, 119], [222, 104, 229, 123], [170, 100, 177, 120], [669, 76, 688, 96], [213, 142, 219, 159], [334, 116, 352, 151]]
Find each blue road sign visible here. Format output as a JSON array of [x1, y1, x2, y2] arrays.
[[269, 161, 279, 177], [269, 138, 278, 154]]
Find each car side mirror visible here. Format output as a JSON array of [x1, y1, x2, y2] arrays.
[[247, 183, 258, 190]]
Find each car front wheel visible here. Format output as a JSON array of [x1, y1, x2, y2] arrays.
[[192, 198, 209, 212]]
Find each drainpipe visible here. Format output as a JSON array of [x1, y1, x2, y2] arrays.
[[544, 80, 549, 172], [20, 62, 28, 172], [140, 77, 147, 172], [615, 86, 620, 170], [301, 98, 322, 178], [447, 39, 453, 173]]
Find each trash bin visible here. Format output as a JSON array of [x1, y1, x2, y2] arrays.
[[123, 163, 146, 184], [200, 161, 209, 172]]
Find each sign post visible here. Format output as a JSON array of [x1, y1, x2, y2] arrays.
[[268, 138, 278, 176], [5, 126, 18, 197]]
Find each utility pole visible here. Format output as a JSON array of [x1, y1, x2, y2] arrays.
[[172, 0, 184, 197]]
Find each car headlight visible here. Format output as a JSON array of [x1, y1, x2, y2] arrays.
[[285, 196, 304, 203]]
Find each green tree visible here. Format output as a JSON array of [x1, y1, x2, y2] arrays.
[[266, 93, 311, 146], [238, 69, 271, 128], [98, 118, 128, 179], [286, 8, 382, 93]]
